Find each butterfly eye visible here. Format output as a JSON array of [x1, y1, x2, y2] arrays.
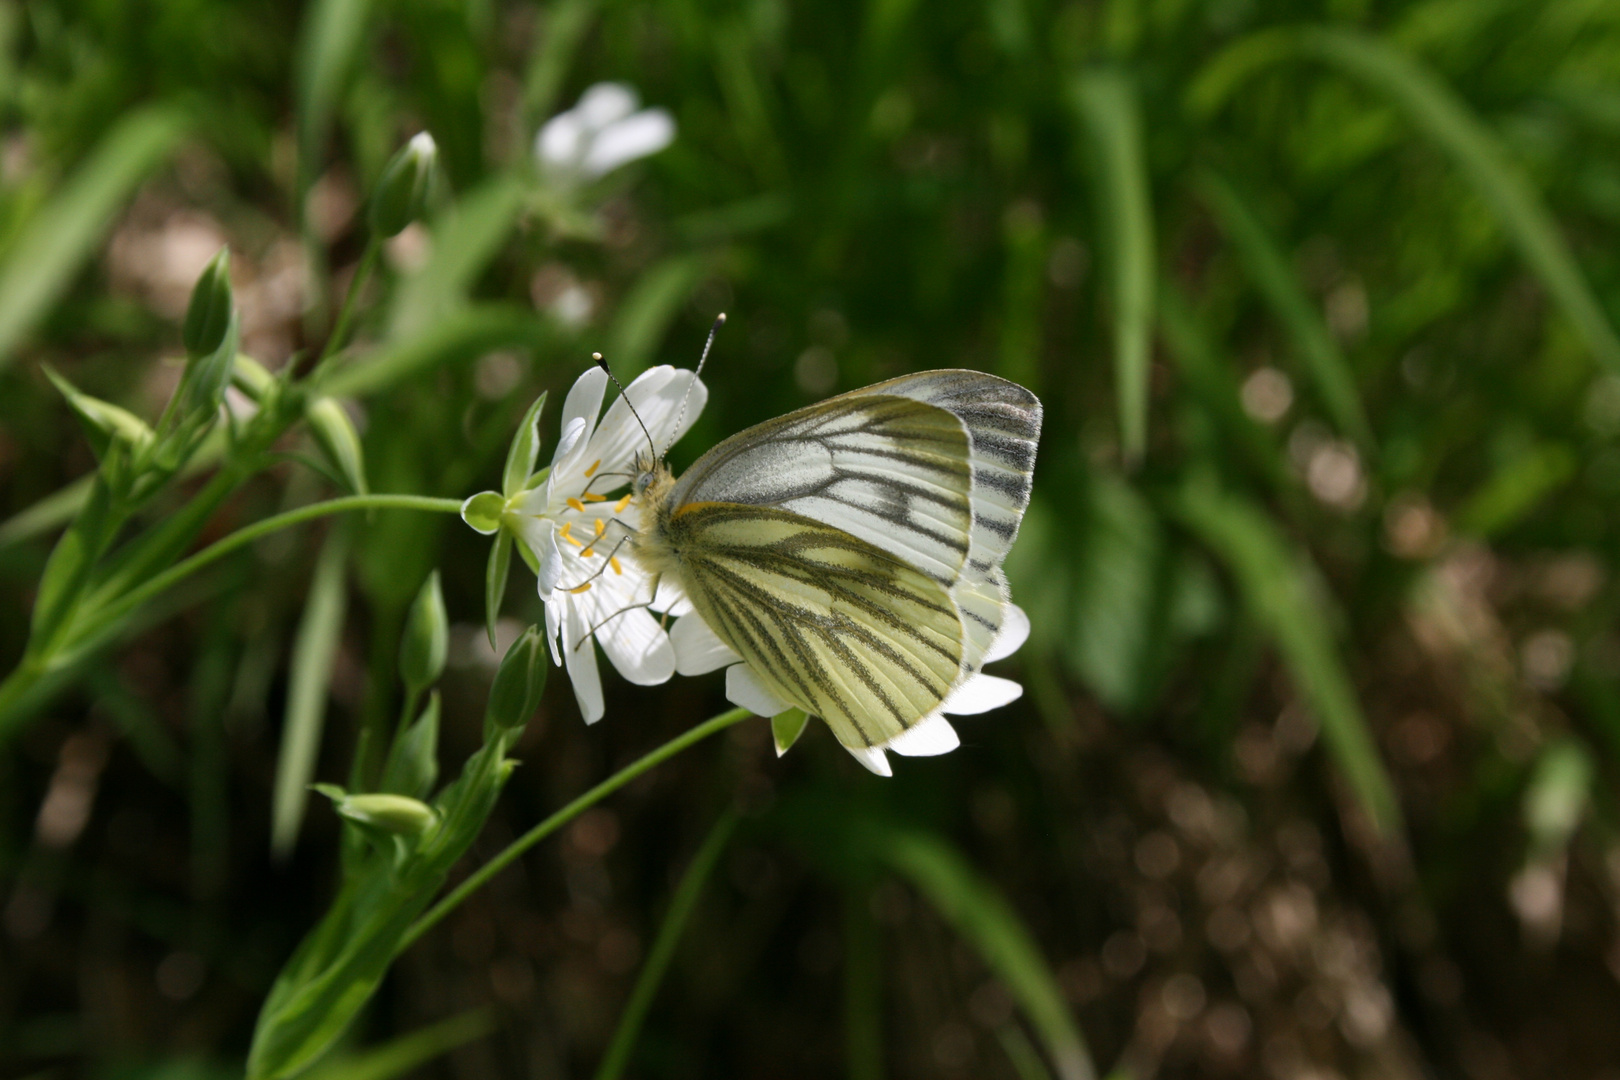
[[633, 472, 652, 496]]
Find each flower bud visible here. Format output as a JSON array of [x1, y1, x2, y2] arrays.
[[382, 692, 440, 799], [306, 396, 369, 496], [484, 625, 546, 736], [369, 132, 438, 239], [399, 572, 448, 696], [183, 247, 234, 358], [336, 792, 437, 836], [231, 355, 277, 404]]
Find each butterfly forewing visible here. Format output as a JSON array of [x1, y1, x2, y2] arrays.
[[668, 502, 963, 748]]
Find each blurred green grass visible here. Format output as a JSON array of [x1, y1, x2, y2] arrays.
[[4, 0, 1620, 1077]]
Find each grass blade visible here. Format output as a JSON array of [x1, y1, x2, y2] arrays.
[[1072, 68, 1154, 468], [1190, 26, 1620, 375], [1196, 166, 1373, 447], [323, 305, 553, 398], [521, 0, 600, 130], [605, 255, 709, 379], [296, 0, 373, 197], [594, 810, 738, 1080], [386, 173, 529, 339], [303, 1009, 495, 1080], [0, 106, 186, 371], [877, 829, 1096, 1080], [1173, 475, 1403, 836], [272, 526, 351, 859]]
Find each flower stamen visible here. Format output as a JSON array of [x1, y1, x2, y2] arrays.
[[584, 459, 602, 477], [567, 582, 592, 594], [614, 494, 633, 512], [566, 496, 587, 513], [610, 556, 623, 575]]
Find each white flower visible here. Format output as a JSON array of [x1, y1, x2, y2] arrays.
[[666, 604, 1032, 777], [536, 83, 675, 183], [503, 365, 706, 723]]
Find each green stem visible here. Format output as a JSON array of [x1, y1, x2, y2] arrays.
[[63, 494, 464, 656], [401, 707, 752, 951], [313, 239, 381, 380], [595, 809, 739, 1080]]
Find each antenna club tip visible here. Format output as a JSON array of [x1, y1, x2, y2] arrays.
[[715, 312, 727, 323]]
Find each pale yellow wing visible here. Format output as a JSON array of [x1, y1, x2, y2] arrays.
[[666, 501, 963, 749]]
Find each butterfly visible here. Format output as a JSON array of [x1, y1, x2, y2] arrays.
[[627, 363, 1042, 775]]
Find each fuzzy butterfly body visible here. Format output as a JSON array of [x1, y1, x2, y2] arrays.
[[630, 370, 1041, 774]]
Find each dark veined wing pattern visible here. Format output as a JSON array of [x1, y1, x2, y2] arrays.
[[666, 370, 1041, 744], [665, 502, 963, 749]]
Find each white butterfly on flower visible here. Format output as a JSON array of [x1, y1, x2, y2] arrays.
[[497, 364, 705, 723], [621, 320, 1042, 776]]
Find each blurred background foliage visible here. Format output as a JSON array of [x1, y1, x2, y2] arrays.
[[3, 0, 1620, 1076]]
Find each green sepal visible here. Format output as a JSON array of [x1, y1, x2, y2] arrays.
[[485, 530, 512, 649], [502, 390, 548, 497], [772, 708, 810, 756], [461, 491, 504, 535], [42, 365, 154, 462]]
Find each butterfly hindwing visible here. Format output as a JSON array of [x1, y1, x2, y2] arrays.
[[666, 502, 963, 748]]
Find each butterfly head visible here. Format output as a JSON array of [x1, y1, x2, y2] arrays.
[[632, 449, 675, 506]]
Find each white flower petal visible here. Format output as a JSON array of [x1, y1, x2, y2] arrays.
[[985, 603, 1030, 663], [544, 592, 563, 666], [585, 366, 706, 471], [847, 745, 893, 777], [562, 603, 605, 724], [582, 109, 675, 178], [535, 522, 564, 594], [558, 366, 609, 443], [725, 664, 793, 717], [576, 82, 639, 131], [884, 713, 960, 757], [652, 575, 693, 616], [941, 673, 1023, 715], [536, 112, 586, 169], [670, 614, 741, 675], [596, 608, 675, 686]]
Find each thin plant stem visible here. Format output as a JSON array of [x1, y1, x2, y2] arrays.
[[64, 494, 464, 655], [595, 809, 739, 1080], [401, 707, 752, 951], [315, 239, 381, 375]]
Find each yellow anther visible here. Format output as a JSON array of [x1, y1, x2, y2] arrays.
[[580, 547, 596, 559], [614, 494, 633, 512], [566, 582, 593, 594], [593, 518, 606, 537], [584, 459, 602, 478], [583, 492, 607, 502], [558, 522, 572, 540], [566, 497, 586, 513], [610, 556, 623, 575]]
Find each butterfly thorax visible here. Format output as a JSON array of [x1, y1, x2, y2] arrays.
[[626, 457, 684, 583]]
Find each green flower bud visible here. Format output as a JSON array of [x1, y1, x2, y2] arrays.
[[484, 625, 547, 736], [382, 692, 440, 799], [369, 131, 438, 239], [183, 247, 234, 358], [306, 396, 369, 496], [231, 355, 276, 404], [336, 792, 437, 836], [461, 490, 506, 535], [399, 571, 448, 696]]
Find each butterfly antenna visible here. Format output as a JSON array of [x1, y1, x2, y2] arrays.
[[592, 353, 657, 459], [662, 312, 725, 457]]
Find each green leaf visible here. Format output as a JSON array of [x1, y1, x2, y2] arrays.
[[387, 173, 529, 339], [42, 366, 154, 462], [503, 391, 549, 497], [322, 305, 552, 399], [877, 830, 1096, 1080], [302, 1010, 495, 1080], [594, 811, 738, 1080], [381, 692, 440, 800], [1173, 475, 1403, 836], [1195, 167, 1373, 447], [296, 0, 373, 198], [1072, 68, 1154, 468], [272, 527, 351, 859], [1190, 26, 1620, 375], [1453, 442, 1577, 538], [0, 106, 187, 371], [306, 397, 369, 496]]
